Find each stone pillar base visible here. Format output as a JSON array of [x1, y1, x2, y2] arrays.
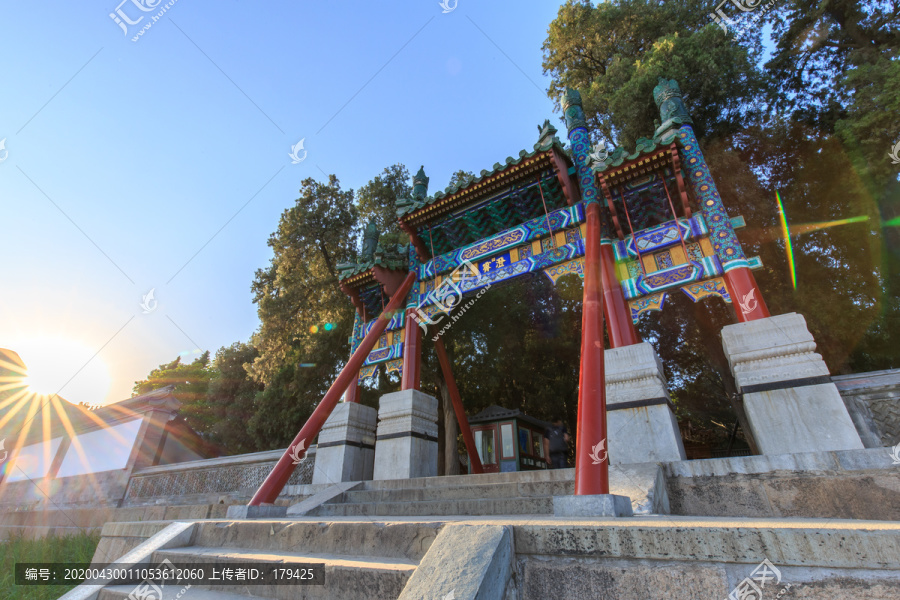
[[373, 390, 439, 480], [606, 343, 687, 464], [553, 494, 634, 517], [721, 312, 864, 455], [311, 401, 376, 485]]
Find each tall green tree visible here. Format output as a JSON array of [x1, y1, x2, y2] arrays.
[[133, 352, 213, 435], [542, 0, 765, 146], [249, 175, 358, 387], [246, 175, 358, 447], [205, 342, 264, 454], [356, 164, 412, 246]]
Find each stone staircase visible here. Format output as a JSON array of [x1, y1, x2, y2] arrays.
[[94, 520, 442, 600], [290, 464, 666, 517], [307, 471, 574, 517]]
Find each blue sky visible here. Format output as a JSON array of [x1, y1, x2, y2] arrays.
[[1, 1, 565, 405]]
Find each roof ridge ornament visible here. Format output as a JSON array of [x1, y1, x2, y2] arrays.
[[361, 220, 380, 263], [653, 77, 693, 137], [561, 87, 587, 133], [412, 165, 429, 202], [537, 119, 558, 146]]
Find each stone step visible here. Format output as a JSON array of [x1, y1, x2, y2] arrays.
[[310, 496, 553, 517], [151, 546, 416, 600], [191, 520, 441, 561], [335, 480, 573, 504], [356, 467, 574, 490], [99, 584, 253, 600]]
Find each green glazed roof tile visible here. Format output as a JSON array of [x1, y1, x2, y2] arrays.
[[590, 131, 680, 173], [395, 138, 568, 218]]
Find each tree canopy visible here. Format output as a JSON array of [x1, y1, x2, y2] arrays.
[[130, 0, 898, 456]]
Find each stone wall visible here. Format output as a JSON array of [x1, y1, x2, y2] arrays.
[[833, 369, 900, 447], [122, 446, 316, 506], [663, 448, 900, 520]]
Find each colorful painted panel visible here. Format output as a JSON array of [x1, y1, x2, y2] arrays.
[[639, 262, 701, 295], [543, 258, 585, 284], [417, 239, 586, 308], [477, 251, 512, 275], [612, 216, 708, 260], [349, 311, 366, 355], [630, 292, 666, 322], [678, 126, 747, 267], [419, 204, 584, 279], [687, 242, 704, 262], [722, 256, 763, 271], [364, 343, 404, 366], [681, 278, 732, 304], [654, 250, 674, 270], [358, 364, 378, 384], [362, 310, 405, 338], [384, 358, 403, 378]]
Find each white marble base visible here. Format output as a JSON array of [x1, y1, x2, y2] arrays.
[[373, 390, 439, 480], [553, 493, 634, 517], [312, 401, 377, 485], [721, 313, 864, 455], [606, 343, 687, 464]]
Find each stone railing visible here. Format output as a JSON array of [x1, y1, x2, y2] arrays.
[[123, 446, 316, 506], [834, 369, 900, 447]]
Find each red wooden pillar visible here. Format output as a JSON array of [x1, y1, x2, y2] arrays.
[[433, 338, 484, 474], [600, 244, 639, 348], [575, 201, 610, 495], [401, 308, 422, 390], [249, 272, 417, 506], [344, 382, 361, 403], [724, 267, 770, 322]]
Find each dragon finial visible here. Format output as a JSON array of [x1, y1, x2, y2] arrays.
[[537, 119, 558, 146]]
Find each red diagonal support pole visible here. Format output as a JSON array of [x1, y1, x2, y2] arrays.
[[249, 271, 417, 506], [401, 307, 422, 390], [575, 201, 610, 495], [433, 337, 484, 474]]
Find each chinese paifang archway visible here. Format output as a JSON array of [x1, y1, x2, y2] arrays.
[[249, 78, 771, 505]]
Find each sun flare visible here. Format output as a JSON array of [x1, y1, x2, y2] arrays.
[[11, 338, 112, 406]]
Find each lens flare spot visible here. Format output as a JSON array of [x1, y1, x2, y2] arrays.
[[324, 323, 334, 331], [775, 190, 797, 290], [309, 325, 319, 334]]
